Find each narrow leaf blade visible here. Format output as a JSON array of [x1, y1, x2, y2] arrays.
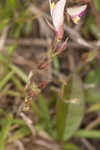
[[56, 74, 84, 140]]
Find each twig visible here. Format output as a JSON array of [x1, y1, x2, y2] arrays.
[[64, 25, 93, 49], [20, 112, 36, 136], [6, 38, 100, 49], [13, 140, 25, 150], [86, 118, 100, 130], [0, 24, 11, 50], [81, 138, 96, 150], [6, 38, 48, 47]]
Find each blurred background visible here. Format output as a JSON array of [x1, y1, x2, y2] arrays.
[[0, 0, 100, 150]]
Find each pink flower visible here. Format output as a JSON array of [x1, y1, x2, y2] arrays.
[[49, 0, 66, 40], [66, 5, 87, 24]]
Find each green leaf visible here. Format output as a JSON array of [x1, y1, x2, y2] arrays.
[[85, 68, 100, 104], [12, 119, 26, 125], [8, 126, 30, 142], [0, 52, 9, 65], [12, 76, 24, 92], [1, 90, 20, 96], [53, 55, 60, 72], [10, 64, 27, 82], [64, 142, 82, 150], [38, 94, 50, 120], [0, 71, 15, 90], [0, 114, 13, 150], [0, 19, 9, 33], [36, 95, 53, 134], [87, 103, 100, 113], [56, 74, 84, 140], [94, 0, 100, 11], [7, 44, 17, 58], [0, 109, 7, 116], [31, 98, 43, 118], [76, 130, 100, 138]]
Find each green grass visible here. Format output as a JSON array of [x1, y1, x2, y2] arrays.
[[0, 0, 100, 150]]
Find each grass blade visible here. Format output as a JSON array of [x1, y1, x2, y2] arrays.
[[76, 129, 100, 138], [0, 114, 13, 150]]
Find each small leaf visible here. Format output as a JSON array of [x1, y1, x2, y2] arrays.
[[56, 74, 84, 140]]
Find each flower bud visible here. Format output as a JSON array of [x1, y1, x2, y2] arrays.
[[49, 0, 66, 40]]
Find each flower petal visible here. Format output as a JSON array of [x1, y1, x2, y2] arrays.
[[49, 0, 55, 16], [52, 0, 66, 31], [67, 5, 87, 24], [72, 16, 80, 24]]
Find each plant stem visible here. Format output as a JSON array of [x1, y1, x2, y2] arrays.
[[89, 0, 100, 29]]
